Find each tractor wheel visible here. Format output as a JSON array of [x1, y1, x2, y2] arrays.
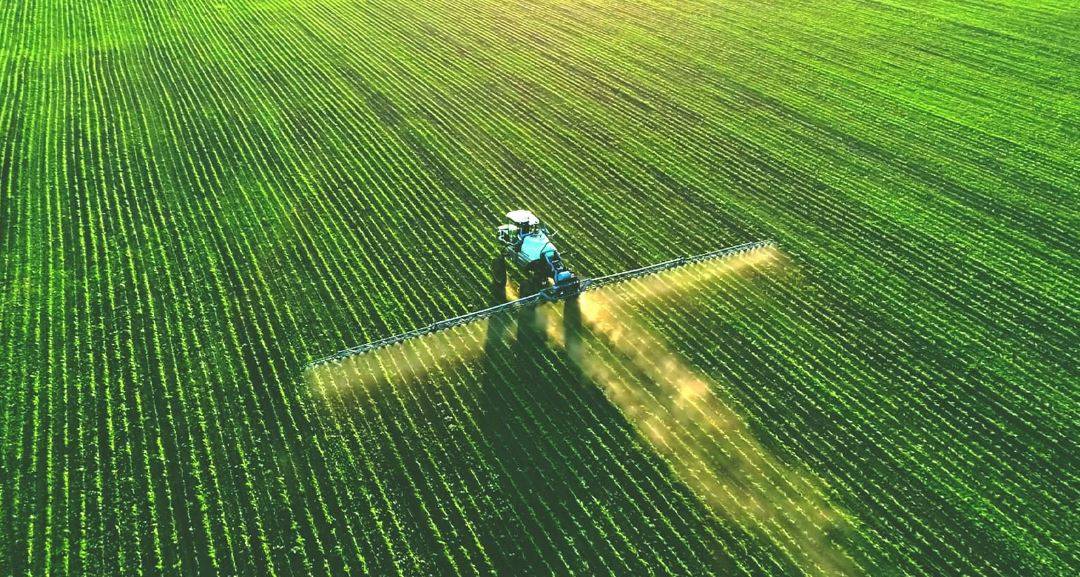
[[518, 274, 541, 298], [490, 256, 508, 302], [527, 260, 549, 284], [491, 255, 507, 285]]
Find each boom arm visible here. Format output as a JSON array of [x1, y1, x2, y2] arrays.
[[307, 239, 774, 368]]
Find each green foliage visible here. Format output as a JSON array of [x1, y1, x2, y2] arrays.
[[0, 0, 1075, 576]]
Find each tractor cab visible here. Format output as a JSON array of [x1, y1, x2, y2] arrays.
[[499, 210, 540, 239], [497, 210, 543, 252]]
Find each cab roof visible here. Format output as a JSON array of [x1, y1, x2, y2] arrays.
[[506, 209, 540, 226]]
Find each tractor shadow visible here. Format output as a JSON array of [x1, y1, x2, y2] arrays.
[[470, 271, 736, 573], [562, 295, 584, 357], [475, 270, 598, 570]]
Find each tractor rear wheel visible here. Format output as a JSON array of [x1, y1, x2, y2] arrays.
[[490, 256, 508, 302], [518, 273, 542, 298]]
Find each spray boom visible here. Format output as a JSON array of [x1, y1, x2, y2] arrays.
[[306, 239, 774, 368]]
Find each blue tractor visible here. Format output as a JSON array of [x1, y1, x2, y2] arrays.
[[496, 210, 579, 297]]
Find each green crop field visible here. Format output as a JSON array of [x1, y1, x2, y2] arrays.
[[1, 0, 1076, 575]]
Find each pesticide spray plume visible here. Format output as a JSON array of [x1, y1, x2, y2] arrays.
[[606, 242, 781, 302], [305, 242, 856, 573], [539, 248, 857, 576], [308, 276, 526, 396], [307, 318, 488, 396]]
